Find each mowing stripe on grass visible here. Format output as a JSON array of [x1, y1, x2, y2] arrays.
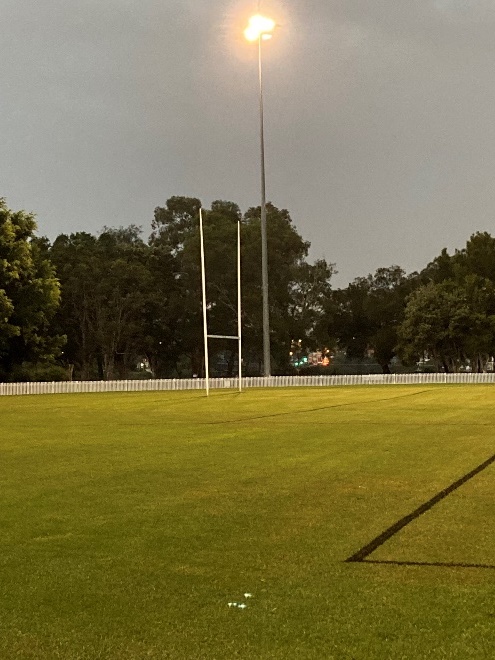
[[205, 388, 435, 425], [345, 451, 495, 563]]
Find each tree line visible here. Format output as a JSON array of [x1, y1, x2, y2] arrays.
[[1, 195, 495, 381]]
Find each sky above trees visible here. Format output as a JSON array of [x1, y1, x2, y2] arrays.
[[3, 0, 495, 286]]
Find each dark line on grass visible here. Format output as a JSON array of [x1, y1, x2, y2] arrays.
[[361, 559, 495, 570], [205, 388, 435, 425], [345, 451, 495, 563], [270, 421, 495, 428]]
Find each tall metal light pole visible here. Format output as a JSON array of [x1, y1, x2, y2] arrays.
[[244, 14, 276, 377]]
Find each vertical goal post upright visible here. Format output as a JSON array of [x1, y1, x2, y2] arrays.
[[199, 208, 242, 396]]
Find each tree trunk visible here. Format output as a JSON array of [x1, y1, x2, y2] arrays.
[[226, 349, 236, 377], [96, 352, 105, 380]]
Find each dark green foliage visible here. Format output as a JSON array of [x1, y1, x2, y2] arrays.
[[397, 232, 495, 372], [44, 197, 334, 379], [324, 266, 414, 373], [327, 231, 495, 374], [10, 193, 495, 379], [50, 227, 163, 380], [0, 199, 64, 381], [151, 199, 334, 376], [9, 361, 68, 382]]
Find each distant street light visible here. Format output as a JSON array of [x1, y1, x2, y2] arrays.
[[244, 14, 276, 377]]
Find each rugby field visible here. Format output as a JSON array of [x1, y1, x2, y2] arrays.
[[1, 385, 494, 658]]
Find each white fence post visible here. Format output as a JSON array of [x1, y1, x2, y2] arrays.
[[1, 372, 494, 396]]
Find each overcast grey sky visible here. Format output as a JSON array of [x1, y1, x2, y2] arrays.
[[2, 0, 495, 286]]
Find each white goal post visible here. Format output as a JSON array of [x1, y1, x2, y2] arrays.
[[199, 208, 242, 396]]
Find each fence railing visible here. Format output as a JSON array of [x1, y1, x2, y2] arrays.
[[1, 372, 495, 396]]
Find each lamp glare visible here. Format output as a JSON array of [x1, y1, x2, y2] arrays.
[[244, 14, 276, 41]]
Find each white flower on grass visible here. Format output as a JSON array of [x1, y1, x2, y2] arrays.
[[244, 593, 253, 598], [237, 603, 247, 609]]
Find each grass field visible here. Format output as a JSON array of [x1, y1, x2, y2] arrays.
[[1, 385, 495, 659]]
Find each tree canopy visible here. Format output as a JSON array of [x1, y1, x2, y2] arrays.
[[0, 199, 63, 381], [4, 194, 495, 380], [150, 198, 334, 376], [396, 233, 495, 372]]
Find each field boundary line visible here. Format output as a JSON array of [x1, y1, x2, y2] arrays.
[[345, 452, 495, 563]]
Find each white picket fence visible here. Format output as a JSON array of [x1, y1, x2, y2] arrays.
[[1, 372, 495, 396]]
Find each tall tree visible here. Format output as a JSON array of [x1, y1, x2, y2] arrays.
[[397, 281, 471, 372], [51, 227, 156, 379], [151, 198, 332, 375], [50, 232, 99, 379], [324, 266, 413, 373], [290, 259, 335, 351], [364, 266, 413, 373], [397, 276, 495, 372], [241, 203, 320, 372], [398, 232, 495, 372], [325, 277, 371, 361], [459, 232, 495, 282], [91, 227, 153, 379], [150, 196, 208, 375], [0, 199, 63, 381]]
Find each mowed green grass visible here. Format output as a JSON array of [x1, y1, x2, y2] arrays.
[[1, 385, 495, 659]]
